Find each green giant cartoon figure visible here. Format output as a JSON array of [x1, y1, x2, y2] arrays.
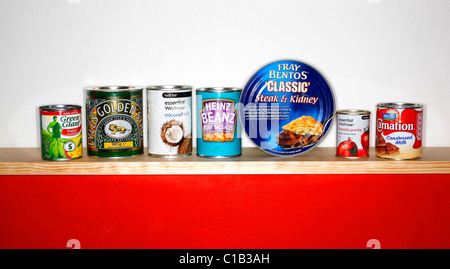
[[47, 116, 64, 159]]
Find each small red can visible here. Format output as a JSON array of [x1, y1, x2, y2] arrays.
[[336, 110, 371, 158], [376, 103, 423, 160]]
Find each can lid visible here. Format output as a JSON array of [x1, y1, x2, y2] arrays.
[[146, 85, 192, 91], [39, 104, 81, 111], [239, 59, 335, 157], [336, 109, 371, 115], [196, 87, 241, 93], [377, 103, 423, 109], [84, 86, 143, 92]]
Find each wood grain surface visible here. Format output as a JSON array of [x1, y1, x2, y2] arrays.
[[0, 147, 449, 175]]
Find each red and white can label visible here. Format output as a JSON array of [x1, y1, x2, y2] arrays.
[[376, 106, 423, 159], [336, 112, 370, 158]]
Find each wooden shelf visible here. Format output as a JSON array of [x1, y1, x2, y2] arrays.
[[0, 147, 449, 175]]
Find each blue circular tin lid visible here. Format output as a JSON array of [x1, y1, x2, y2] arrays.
[[240, 59, 335, 156]]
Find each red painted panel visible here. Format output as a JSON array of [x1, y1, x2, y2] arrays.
[[0, 174, 449, 249]]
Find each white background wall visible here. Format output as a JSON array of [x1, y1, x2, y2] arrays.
[[1, 0, 449, 148]]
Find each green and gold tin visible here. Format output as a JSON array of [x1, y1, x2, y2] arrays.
[[85, 86, 144, 158]]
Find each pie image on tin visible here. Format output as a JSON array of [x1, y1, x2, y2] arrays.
[[277, 115, 324, 148]]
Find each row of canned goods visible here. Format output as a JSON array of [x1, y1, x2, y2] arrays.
[[39, 86, 242, 160], [39, 91, 423, 161], [38, 60, 424, 161]]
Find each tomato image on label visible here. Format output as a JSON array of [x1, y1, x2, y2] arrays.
[[337, 138, 358, 157], [361, 128, 369, 153], [357, 149, 368, 157]]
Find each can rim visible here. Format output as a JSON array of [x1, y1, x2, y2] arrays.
[[377, 103, 423, 109], [196, 87, 242, 93], [336, 109, 371, 115], [84, 86, 143, 92], [39, 104, 81, 111], [146, 85, 193, 91]]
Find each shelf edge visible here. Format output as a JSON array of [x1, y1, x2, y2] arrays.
[[1, 160, 449, 175]]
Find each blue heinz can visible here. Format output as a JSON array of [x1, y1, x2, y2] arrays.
[[196, 87, 242, 158]]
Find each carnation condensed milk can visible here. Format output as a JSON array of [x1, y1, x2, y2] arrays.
[[147, 85, 193, 157], [39, 105, 82, 161], [376, 103, 423, 159], [196, 87, 242, 158], [85, 86, 144, 158]]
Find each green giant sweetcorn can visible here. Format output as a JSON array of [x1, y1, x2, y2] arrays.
[[39, 104, 83, 161], [85, 86, 144, 158]]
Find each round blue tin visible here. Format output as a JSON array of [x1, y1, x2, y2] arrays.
[[196, 87, 242, 158], [240, 59, 335, 156]]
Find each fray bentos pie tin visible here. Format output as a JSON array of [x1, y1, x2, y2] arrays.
[[240, 59, 335, 157]]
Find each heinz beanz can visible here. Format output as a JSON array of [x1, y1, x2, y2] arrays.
[[336, 110, 371, 158], [147, 85, 193, 157], [196, 87, 242, 158], [39, 105, 82, 161], [85, 86, 144, 158]]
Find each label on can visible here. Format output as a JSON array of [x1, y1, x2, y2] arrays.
[[86, 89, 144, 157], [376, 104, 423, 159], [147, 88, 192, 156], [240, 59, 335, 156], [200, 99, 237, 142], [196, 89, 242, 158], [336, 111, 370, 158], [40, 108, 82, 160]]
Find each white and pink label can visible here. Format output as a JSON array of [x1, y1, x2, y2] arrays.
[[336, 110, 371, 158]]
